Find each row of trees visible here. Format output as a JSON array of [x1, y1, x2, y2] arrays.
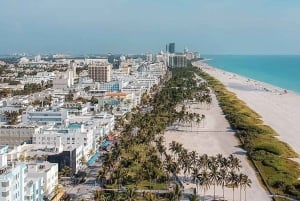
[[166, 140, 252, 201], [93, 68, 216, 200]]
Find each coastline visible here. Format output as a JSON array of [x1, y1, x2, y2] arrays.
[[194, 60, 300, 160]]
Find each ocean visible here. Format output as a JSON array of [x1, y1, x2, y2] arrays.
[[204, 55, 300, 93]]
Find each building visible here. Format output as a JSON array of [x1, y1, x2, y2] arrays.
[[169, 54, 187, 68], [70, 60, 77, 79], [24, 175, 44, 201], [88, 63, 112, 82], [52, 71, 74, 90], [167, 43, 175, 53], [0, 125, 42, 146], [0, 145, 26, 201], [0, 145, 47, 201], [22, 108, 69, 126], [98, 81, 125, 92], [47, 145, 83, 176], [32, 123, 94, 158], [27, 162, 58, 199]]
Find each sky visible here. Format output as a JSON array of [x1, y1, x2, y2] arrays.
[[1, 0, 300, 55]]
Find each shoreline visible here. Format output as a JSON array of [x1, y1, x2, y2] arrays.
[[199, 60, 296, 95], [201, 57, 300, 95], [193, 60, 300, 159]]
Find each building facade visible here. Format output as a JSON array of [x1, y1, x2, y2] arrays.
[[0, 145, 26, 201], [169, 54, 187, 68], [0, 125, 42, 146], [88, 63, 112, 82]]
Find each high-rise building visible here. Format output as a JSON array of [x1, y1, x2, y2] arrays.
[[167, 43, 175, 53], [88, 62, 112, 82], [168, 54, 187, 68], [70, 60, 77, 78]]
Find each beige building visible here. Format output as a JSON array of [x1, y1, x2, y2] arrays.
[[88, 63, 112, 82], [0, 125, 42, 146]]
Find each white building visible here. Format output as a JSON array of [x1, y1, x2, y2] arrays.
[[0, 146, 43, 201], [33, 124, 94, 157], [52, 70, 74, 90], [22, 108, 69, 126], [27, 162, 58, 199]]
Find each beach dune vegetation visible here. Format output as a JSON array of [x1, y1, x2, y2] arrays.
[[194, 63, 300, 199]]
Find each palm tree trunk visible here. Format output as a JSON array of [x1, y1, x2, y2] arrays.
[[203, 189, 205, 201], [213, 184, 216, 200], [233, 187, 235, 201], [240, 186, 242, 201], [244, 189, 246, 201], [222, 185, 225, 201]]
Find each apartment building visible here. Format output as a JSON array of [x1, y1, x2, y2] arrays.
[[88, 63, 112, 82], [27, 162, 58, 199], [0, 147, 45, 201]]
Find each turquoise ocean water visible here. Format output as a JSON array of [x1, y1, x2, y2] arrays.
[[204, 55, 300, 93]]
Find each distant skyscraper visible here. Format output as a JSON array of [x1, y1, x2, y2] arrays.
[[168, 43, 175, 53]]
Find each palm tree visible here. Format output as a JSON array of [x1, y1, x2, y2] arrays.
[[199, 170, 211, 201], [217, 168, 228, 201], [191, 167, 200, 193], [227, 170, 239, 201], [198, 154, 209, 170], [144, 192, 158, 201], [241, 175, 252, 201], [123, 187, 138, 201], [189, 151, 198, 168], [208, 164, 219, 201], [106, 191, 121, 201], [94, 190, 106, 201], [88, 149, 95, 158], [188, 188, 201, 201], [228, 154, 241, 171], [172, 183, 183, 201]]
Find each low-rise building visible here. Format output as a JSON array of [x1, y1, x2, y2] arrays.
[[0, 125, 42, 146], [22, 108, 69, 126], [0, 145, 45, 201], [27, 162, 58, 199]]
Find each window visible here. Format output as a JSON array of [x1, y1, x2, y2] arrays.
[[1, 181, 9, 187], [2, 191, 9, 197]]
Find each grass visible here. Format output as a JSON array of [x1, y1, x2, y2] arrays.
[[194, 66, 300, 199]]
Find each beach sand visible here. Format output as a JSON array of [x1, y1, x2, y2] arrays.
[[164, 91, 271, 200], [195, 61, 300, 160]]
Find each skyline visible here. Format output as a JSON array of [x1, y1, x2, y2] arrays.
[[1, 0, 300, 54]]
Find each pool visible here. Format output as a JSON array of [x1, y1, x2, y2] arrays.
[[68, 123, 82, 129], [101, 140, 111, 148], [87, 153, 100, 166]]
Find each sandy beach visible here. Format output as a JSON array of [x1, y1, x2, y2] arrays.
[[195, 61, 300, 162], [164, 90, 271, 200]]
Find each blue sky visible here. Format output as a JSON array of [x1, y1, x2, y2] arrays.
[[1, 0, 300, 54]]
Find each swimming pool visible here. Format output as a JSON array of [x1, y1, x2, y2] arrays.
[[87, 152, 100, 166]]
